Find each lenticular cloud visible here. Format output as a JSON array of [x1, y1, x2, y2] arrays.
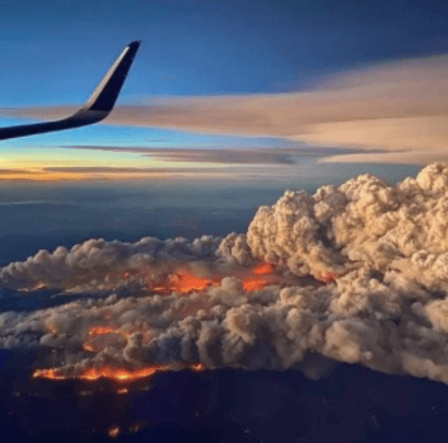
[[2, 163, 448, 385]]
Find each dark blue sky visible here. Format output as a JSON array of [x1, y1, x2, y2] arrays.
[[1, 0, 447, 174], [1, 0, 448, 106]]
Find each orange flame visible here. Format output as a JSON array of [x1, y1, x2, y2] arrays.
[[33, 369, 68, 381], [242, 262, 276, 291], [32, 362, 205, 383], [116, 387, 129, 394], [147, 268, 220, 294], [82, 342, 96, 353], [252, 262, 275, 275], [108, 425, 121, 438], [168, 271, 219, 294], [190, 362, 205, 372], [83, 325, 133, 353], [79, 365, 167, 382], [147, 262, 281, 294], [316, 270, 339, 283], [83, 324, 153, 354], [242, 278, 269, 291], [88, 325, 123, 336]]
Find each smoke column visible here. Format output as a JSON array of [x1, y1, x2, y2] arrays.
[[2, 163, 448, 384]]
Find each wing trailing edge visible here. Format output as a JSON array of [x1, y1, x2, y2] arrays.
[[0, 40, 141, 141]]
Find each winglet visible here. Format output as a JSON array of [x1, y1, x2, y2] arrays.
[[82, 40, 141, 114], [0, 40, 141, 141]]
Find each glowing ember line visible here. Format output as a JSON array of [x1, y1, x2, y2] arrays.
[[83, 324, 152, 354], [33, 369, 68, 380], [242, 278, 269, 291], [88, 325, 125, 336], [82, 342, 96, 352], [190, 362, 205, 372], [108, 425, 120, 438], [169, 271, 219, 294], [79, 365, 165, 382], [316, 271, 339, 283], [147, 262, 282, 294], [32, 362, 205, 383], [252, 262, 275, 275], [116, 387, 129, 394]]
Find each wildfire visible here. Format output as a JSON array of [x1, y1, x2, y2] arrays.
[[242, 262, 276, 291], [82, 342, 96, 353], [147, 262, 280, 295], [83, 324, 133, 353], [170, 272, 219, 293], [108, 425, 121, 438], [33, 369, 68, 381], [83, 323, 152, 352], [150, 270, 220, 294], [32, 362, 205, 383], [190, 362, 205, 372], [88, 325, 126, 337], [252, 262, 276, 275], [116, 387, 129, 394], [316, 270, 339, 283], [79, 365, 167, 382], [242, 277, 270, 291], [30, 261, 336, 388]]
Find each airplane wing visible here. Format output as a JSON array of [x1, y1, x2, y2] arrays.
[[0, 40, 141, 141]]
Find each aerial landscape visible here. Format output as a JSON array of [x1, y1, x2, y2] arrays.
[[1, 0, 448, 442]]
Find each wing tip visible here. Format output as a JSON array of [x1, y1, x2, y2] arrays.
[[126, 40, 142, 55], [82, 39, 142, 114]]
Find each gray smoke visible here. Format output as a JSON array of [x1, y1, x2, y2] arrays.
[[2, 163, 448, 384]]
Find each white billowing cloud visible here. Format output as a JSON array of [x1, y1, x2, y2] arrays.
[[3, 164, 448, 384], [0, 236, 221, 291], [244, 163, 448, 284]]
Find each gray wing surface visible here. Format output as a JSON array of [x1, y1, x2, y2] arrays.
[[0, 40, 141, 141]]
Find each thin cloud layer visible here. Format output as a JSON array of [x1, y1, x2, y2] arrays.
[[44, 166, 218, 174], [2, 164, 448, 384], [3, 55, 448, 163], [0, 145, 359, 181], [0, 166, 226, 181], [62, 145, 343, 165], [0, 169, 44, 176]]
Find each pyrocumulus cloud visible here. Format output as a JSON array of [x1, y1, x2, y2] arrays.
[[2, 164, 448, 384]]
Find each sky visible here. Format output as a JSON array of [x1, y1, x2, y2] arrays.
[[1, 0, 448, 180], [3, 3, 448, 440]]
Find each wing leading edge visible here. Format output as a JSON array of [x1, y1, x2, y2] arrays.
[[0, 40, 141, 141]]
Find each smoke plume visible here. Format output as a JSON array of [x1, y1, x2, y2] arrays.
[[2, 163, 448, 384]]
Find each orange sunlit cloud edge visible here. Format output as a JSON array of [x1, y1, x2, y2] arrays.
[[0, 161, 328, 182], [0, 143, 354, 182], [0, 167, 233, 182]]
